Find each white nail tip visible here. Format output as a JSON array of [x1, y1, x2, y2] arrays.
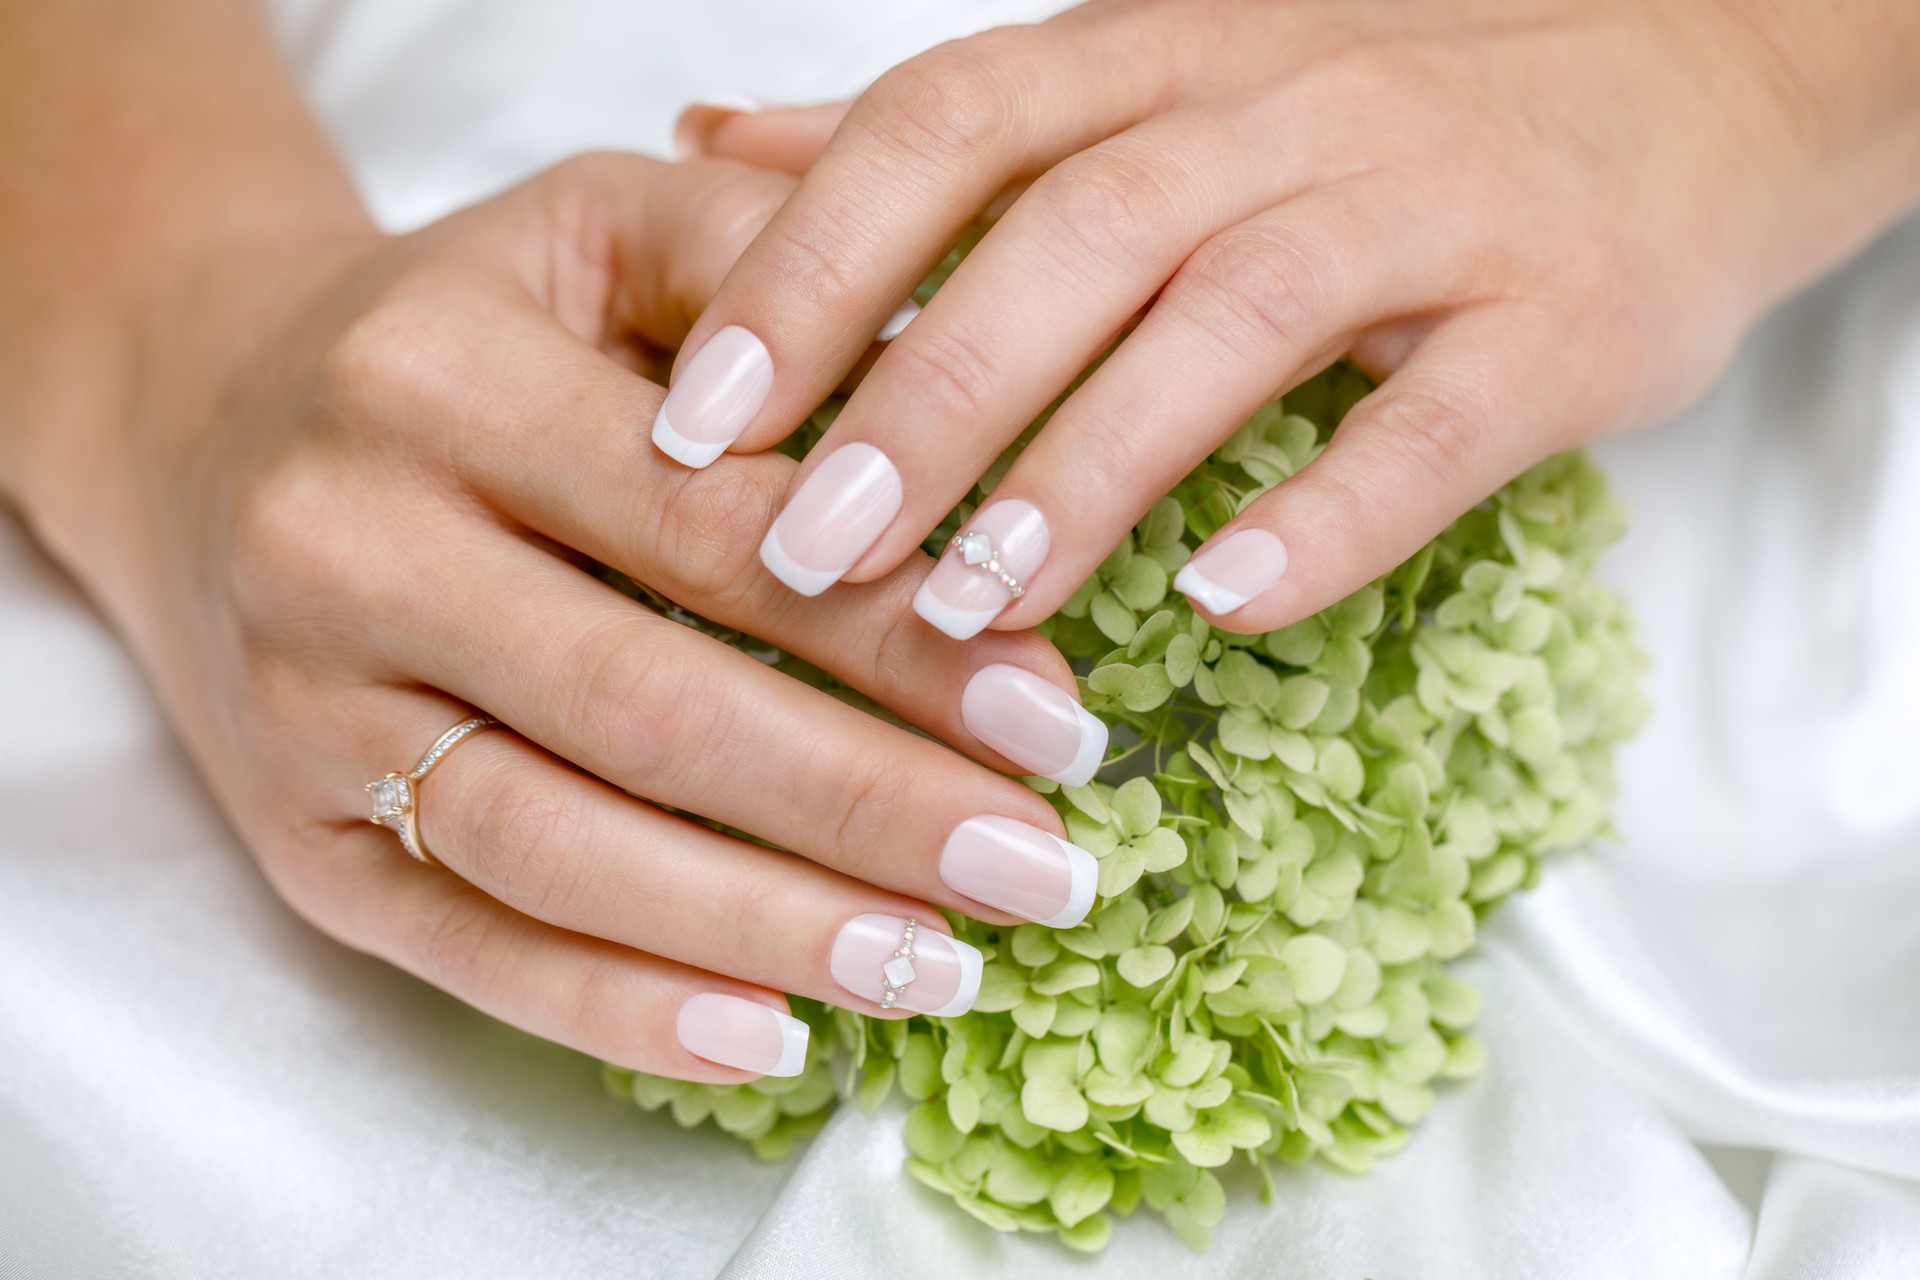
[[926, 935, 984, 1018], [769, 1012, 811, 1077], [758, 525, 842, 596], [877, 300, 921, 342], [1036, 836, 1100, 929], [1046, 705, 1109, 788], [650, 408, 733, 469], [692, 93, 765, 114], [912, 580, 1002, 640], [1173, 563, 1252, 616]]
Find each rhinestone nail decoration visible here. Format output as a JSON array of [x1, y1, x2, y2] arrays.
[[949, 530, 1025, 599], [879, 918, 918, 1009]]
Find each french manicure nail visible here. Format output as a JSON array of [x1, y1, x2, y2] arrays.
[[940, 815, 1098, 928], [1174, 529, 1289, 615], [913, 499, 1050, 640], [650, 325, 774, 468], [759, 443, 903, 596], [675, 993, 810, 1077], [829, 914, 982, 1017], [961, 663, 1108, 787], [877, 299, 920, 341]]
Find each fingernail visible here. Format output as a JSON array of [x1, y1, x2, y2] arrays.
[[1174, 529, 1290, 615], [829, 914, 982, 1017], [961, 663, 1107, 787], [877, 299, 920, 341], [673, 96, 765, 160], [651, 325, 774, 468], [940, 815, 1098, 928], [759, 443, 903, 596], [913, 499, 1049, 640], [675, 993, 810, 1077]]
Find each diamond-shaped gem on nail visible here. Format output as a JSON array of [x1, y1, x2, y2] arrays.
[[960, 532, 994, 565], [883, 956, 917, 988], [368, 776, 411, 822]]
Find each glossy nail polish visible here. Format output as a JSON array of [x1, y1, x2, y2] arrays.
[[960, 663, 1107, 787], [939, 815, 1098, 928], [650, 325, 774, 468], [759, 443, 903, 595], [1174, 529, 1289, 615], [914, 499, 1050, 640], [828, 914, 982, 1017], [675, 993, 810, 1076], [877, 299, 920, 341]]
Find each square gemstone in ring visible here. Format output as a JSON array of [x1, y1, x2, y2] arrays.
[[883, 956, 917, 988], [959, 532, 994, 566], [369, 776, 412, 822]]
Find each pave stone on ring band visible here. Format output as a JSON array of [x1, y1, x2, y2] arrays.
[[366, 715, 498, 865], [948, 531, 1025, 599], [878, 918, 919, 1010]]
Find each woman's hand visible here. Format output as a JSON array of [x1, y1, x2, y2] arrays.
[[38, 155, 1115, 1082], [1, 1, 1112, 1084], [670, 0, 1920, 635]]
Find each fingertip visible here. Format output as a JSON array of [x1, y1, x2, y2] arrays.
[[673, 97, 767, 161]]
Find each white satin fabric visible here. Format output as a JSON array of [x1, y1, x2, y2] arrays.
[[3, 1, 1918, 1274]]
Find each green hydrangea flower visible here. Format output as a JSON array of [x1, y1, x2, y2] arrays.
[[599, 246, 1648, 1253]]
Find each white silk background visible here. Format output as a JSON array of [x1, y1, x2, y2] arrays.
[[3, 1, 1918, 1274]]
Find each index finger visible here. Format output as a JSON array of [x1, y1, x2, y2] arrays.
[[647, 16, 1189, 469]]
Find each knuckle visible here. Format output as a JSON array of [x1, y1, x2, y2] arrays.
[[315, 293, 455, 425], [459, 752, 591, 917], [1036, 147, 1180, 273], [1182, 226, 1328, 359], [755, 213, 871, 319], [820, 747, 916, 884], [415, 892, 513, 997], [228, 456, 354, 623], [649, 465, 782, 608], [569, 624, 736, 797], [882, 322, 1000, 422], [862, 44, 1018, 160], [1365, 384, 1480, 492]]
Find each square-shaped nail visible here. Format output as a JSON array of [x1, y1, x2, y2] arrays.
[[675, 993, 809, 1077], [939, 815, 1097, 928], [759, 443, 903, 596], [650, 325, 774, 468], [914, 499, 1050, 640], [960, 663, 1107, 787], [1174, 529, 1288, 615], [828, 914, 982, 1017]]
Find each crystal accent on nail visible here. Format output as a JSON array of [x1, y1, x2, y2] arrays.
[[947, 531, 1026, 599], [367, 775, 411, 823], [879, 919, 919, 1009]]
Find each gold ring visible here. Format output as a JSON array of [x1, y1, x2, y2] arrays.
[[365, 716, 497, 865]]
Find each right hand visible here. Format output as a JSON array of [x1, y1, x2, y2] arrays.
[[21, 154, 1106, 1082]]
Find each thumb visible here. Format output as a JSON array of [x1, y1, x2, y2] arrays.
[[674, 99, 853, 174]]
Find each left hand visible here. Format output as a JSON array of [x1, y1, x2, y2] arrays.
[[663, 0, 1920, 635]]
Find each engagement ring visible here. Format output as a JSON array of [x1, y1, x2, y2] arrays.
[[366, 715, 497, 865]]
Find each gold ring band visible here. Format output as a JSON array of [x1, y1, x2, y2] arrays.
[[365, 716, 498, 865]]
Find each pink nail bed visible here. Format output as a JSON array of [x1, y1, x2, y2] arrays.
[[675, 993, 810, 1077], [939, 815, 1098, 928], [1174, 529, 1289, 615], [913, 499, 1050, 640], [828, 914, 982, 1017], [759, 443, 904, 596], [961, 663, 1107, 787], [650, 325, 774, 468]]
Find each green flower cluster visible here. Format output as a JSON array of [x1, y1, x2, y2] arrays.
[[600, 261, 1646, 1252]]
